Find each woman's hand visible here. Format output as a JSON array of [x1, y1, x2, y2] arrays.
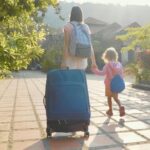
[[61, 62, 67, 69], [91, 63, 98, 69], [91, 65, 100, 75]]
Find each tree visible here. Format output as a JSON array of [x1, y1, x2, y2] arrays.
[[116, 25, 150, 51], [0, 0, 58, 78]]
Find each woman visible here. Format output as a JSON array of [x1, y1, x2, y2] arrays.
[[61, 6, 98, 70]]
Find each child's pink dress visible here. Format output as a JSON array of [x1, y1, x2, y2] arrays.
[[92, 61, 123, 96]]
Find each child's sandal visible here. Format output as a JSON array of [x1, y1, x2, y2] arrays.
[[106, 110, 113, 116], [120, 106, 125, 117]]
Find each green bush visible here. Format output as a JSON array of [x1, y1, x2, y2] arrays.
[[0, 69, 12, 79], [139, 69, 150, 83], [41, 49, 62, 72], [140, 50, 150, 69], [125, 62, 150, 84], [0, 0, 58, 78]]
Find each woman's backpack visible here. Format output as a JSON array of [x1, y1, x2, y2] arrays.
[[69, 22, 92, 58]]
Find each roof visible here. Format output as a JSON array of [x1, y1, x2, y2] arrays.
[[126, 22, 141, 28], [117, 22, 141, 34], [94, 22, 122, 39], [84, 17, 107, 25]]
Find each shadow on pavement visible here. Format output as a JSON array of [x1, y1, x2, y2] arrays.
[[23, 139, 46, 150], [103, 117, 125, 146], [24, 135, 87, 150], [86, 117, 125, 149], [12, 70, 46, 79]]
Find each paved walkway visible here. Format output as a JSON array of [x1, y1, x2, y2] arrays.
[[0, 71, 150, 150]]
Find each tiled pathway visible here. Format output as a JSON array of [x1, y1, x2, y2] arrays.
[[0, 71, 150, 150]]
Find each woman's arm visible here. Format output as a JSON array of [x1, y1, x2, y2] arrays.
[[91, 64, 107, 76], [84, 24, 98, 69], [90, 45, 97, 68], [61, 28, 69, 68]]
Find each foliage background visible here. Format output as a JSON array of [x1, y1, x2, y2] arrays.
[[0, 0, 58, 78], [116, 25, 150, 83]]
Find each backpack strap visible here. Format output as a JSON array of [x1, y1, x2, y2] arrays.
[[70, 22, 91, 41], [70, 22, 77, 36], [108, 63, 116, 76]]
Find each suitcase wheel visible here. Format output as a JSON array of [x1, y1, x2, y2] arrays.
[[84, 126, 89, 137], [46, 128, 52, 138], [84, 131, 89, 137]]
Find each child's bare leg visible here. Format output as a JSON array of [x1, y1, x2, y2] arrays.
[[113, 93, 121, 108], [113, 93, 125, 116], [107, 96, 112, 111], [106, 96, 113, 116]]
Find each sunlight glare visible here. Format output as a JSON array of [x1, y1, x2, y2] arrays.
[[62, 0, 150, 6]]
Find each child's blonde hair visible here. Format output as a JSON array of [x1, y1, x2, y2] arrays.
[[102, 47, 118, 63]]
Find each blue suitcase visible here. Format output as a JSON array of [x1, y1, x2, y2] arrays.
[[44, 69, 90, 137]]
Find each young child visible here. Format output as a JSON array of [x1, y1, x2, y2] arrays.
[[91, 47, 125, 117]]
